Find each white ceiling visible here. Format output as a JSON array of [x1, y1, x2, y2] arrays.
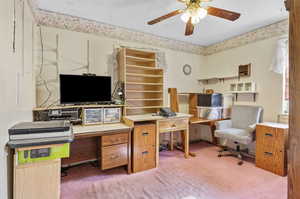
[[37, 0, 288, 46]]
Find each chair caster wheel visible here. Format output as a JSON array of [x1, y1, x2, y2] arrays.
[[238, 161, 243, 165]]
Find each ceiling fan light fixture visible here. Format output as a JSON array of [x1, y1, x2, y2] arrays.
[[181, 7, 207, 24], [197, 7, 208, 19], [191, 16, 200, 24], [147, 0, 241, 36], [181, 12, 191, 23]]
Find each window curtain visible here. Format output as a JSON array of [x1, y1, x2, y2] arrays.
[[270, 37, 289, 74]]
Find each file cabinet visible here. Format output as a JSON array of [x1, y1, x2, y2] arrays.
[[133, 123, 156, 173], [256, 123, 288, 176]]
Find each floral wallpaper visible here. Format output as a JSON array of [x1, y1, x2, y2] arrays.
[[27, 0, 288, 56], [204, 19, 289, 55]]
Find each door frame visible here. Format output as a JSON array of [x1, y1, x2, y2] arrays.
[[286, 0, 300, 198]]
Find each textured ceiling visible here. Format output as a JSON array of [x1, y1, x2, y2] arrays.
[[37, 0, 288, 46]]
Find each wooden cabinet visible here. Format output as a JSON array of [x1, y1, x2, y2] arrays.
[[133, 123, 156, 173], [100, 132, 130, 170], [118, 48, 164, 116], [14, 158, 61, 199], [256, 123, 288, 176], [238, 63, 251, 77]]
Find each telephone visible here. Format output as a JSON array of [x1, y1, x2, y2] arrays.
[[159, 108, 176, 117]]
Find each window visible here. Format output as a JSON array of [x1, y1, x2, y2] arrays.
[[270, 37, 289, 114]]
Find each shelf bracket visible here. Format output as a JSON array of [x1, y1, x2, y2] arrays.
[[253, 93, 257, 102]]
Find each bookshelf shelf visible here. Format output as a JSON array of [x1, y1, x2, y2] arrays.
[[126, 98, 163, 101], [126, 90, 163, 93], [118, 48, 164, 116], [126, 73, 163, 78]]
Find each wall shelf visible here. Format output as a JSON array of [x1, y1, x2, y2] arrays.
[[229, 91, 258, 102], [198, 76, 239, 84]]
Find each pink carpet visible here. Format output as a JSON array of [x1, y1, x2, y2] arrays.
[[61, 143, 287, 199]]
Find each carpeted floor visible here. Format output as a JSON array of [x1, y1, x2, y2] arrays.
[[61, 142, 287, 199]]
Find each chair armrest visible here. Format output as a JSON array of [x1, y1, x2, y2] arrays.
[[215, 120, 232, 130], [247, 124, 257, 133]]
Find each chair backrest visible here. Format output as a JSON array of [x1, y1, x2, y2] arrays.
[[231, 105, 263, 129]]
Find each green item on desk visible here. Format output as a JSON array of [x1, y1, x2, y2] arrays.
[[17, 143, 70, 164]]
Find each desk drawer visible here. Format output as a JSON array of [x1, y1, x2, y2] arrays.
[[133, 145, 156, 173], [256, 148, 286, 176], [101, 143, 128, 170], [134, 124, 156, 147], [256, 125, 285, 150], [102, 133, 128, 147], [158, 118, 188, 133]]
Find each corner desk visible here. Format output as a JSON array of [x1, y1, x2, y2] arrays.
[[62, 115, 225, 173]]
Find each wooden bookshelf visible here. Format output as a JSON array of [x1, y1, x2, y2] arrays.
[[118, 48, 164, 116]]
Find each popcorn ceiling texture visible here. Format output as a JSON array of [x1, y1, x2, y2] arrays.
[[27, 0, 288, 56]]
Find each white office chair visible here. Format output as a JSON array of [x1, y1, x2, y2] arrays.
[[215, 105, 263, 165]]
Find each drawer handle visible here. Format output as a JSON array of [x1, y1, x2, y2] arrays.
[[142, 151, 149, 155], [110, 139, 118, 143], [110, 138, 123, 143], [110, 155, 119, 160], [264, 152, 273, 156], [265, 133, 273, 137], [142, 132, 149, 136]]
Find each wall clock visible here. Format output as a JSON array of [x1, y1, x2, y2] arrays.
[[183, 64, 192, 75]]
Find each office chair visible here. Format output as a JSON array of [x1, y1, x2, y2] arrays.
[[215, 105, 263, 165]]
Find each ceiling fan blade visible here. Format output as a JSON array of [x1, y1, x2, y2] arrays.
[[177, 0, 188, 3], [207, 6, 241, 21], [147, 9, 183, 25], [178, 0, 211, 3], [185, 17, 194, 36]]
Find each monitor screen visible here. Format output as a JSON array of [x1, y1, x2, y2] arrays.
[[60, 74, 111, 104]]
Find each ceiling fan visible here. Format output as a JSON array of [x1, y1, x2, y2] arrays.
[[147, 0, 241, 36]]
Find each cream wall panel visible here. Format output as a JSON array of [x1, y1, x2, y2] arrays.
[[0, 0, 35, 199], [202, 36, 283, 122], [35, 26, 204, 107]]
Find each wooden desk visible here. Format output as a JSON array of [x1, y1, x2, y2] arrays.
[[63, 123, 132, 173], [124, 113, 192, 172], [190, 117, 229, 145]]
